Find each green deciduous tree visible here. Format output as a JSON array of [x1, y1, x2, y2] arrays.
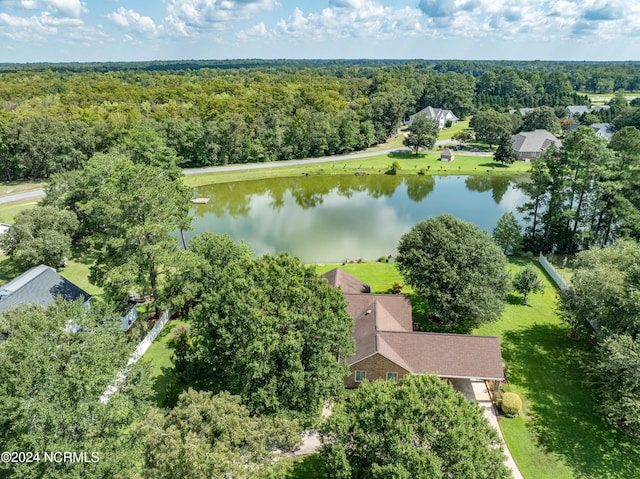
[[403, 114, 439, 154], [0, 300, 152, 479], [493, 212, 523, 254], [494, 135, 517, 165], [139, 389, 300, 479], [590, 334, 640, 437], [397, 215, 511, 329], [181, 253, 354, 416], [569, 240, 640, 336], [520, 106, 561, 134], [0, 205, 78, 269], [320, 375, 510, 479], [470, 109, 512, 148], [512, 264, 545, 302], [45, 153, 192, 311]]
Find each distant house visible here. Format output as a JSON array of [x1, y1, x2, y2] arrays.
[[0, 265, 91, 316], [565, 123, 615, 141], [511, 129, 562, 161], [320, 268, 505, 389], [440, 148, 455, 162], [590, 123, 615, 140], [591, 105, 611, 113], [566, 105, 590, 116], [508, 108, 535, 116], [408, 106, 458, 129]]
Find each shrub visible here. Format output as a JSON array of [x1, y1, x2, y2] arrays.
[[501, 392, 522, 417], [417, 168, 426, 176], [378, 256, 388, 263]]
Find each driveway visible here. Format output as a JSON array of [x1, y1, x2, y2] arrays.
[[450, 378, 524, 479]]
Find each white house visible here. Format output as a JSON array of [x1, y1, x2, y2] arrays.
[[408, 106, 458, 129]]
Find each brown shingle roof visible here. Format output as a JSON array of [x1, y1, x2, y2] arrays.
[[320, 268, 371, 294], [378, 331, 504, 380], [324, 268, 504, 381], [342, 293, 503, 381]]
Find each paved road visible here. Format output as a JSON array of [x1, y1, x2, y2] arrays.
[[0, 141, 492, 205], [0, 189, 46, 205]]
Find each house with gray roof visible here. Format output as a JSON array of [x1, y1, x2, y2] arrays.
[[508, 108, 535, 116], [511, 129, 562, 161], [590, 123, 615, 140], [566, 105, 590, 116], [408, 106, 458, 129], [0, 265, 91, 316]]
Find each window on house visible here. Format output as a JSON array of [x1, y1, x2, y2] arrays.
[[354, 370, 366, 382], [386, 372, 398, 382]]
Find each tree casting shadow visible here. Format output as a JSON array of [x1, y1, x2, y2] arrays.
[[502, 323, 640, 479]]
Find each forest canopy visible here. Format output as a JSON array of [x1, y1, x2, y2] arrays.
[[1, 59, 639, 181]]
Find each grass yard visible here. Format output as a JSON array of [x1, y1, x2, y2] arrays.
[[0, 198, 39, 223], [438, 119, 471, 141], [474, 257, 640, 479], [275, 454, 327, 479], [142, 318, 190, 406], [315, 261, 403, 293]]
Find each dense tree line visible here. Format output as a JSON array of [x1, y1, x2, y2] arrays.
[[558, 240, 640, 437], [518, 126, 640, 253], [2, 60, 640, 180]]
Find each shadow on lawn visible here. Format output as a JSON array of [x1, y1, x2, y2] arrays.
[[502, 323, 640, 479]]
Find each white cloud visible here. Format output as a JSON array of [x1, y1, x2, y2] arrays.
[[44, 0, 87, 18], [107, 7, 157, 36], [164, 0, 278, 36], [237, 21, 267, 40], [272, 2, 423, 42], [265, 0, 640, 46]]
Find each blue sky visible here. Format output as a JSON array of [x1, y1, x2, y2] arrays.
[[0, 0, 637, 63]]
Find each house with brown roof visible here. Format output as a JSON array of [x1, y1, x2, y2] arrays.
[[320, 268, 505, 389]]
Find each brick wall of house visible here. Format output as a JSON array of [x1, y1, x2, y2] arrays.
[[345, 353, 410, 388]]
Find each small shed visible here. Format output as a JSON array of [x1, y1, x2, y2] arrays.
[[440, 148, 455, 162]]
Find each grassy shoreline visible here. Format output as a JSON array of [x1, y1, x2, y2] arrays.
[[184, 150, 530, 188]]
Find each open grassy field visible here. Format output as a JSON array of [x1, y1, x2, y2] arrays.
[[185, 151, 528, 188], [0, 198, 39, 223], [585, 92, 640, 105]]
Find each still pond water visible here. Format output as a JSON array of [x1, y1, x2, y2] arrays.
[[186, 175, 527, 264]]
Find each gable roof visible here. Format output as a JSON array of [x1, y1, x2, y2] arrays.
[[409, 106, 458, 124], [0, 265, 91, 315], [321, 268, 371, 294], [567, 105, 590, 116], [511, 129, 562, 154], [509, 107, 535, 116], [590, 123, 615, 140], [342, 288, 504, 381], [441, 148, 454, 158]]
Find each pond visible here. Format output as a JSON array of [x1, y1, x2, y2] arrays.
[[186, 174, 528, 264]]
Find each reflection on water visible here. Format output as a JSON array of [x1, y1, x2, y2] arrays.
[[186, 175, 527, 263]]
